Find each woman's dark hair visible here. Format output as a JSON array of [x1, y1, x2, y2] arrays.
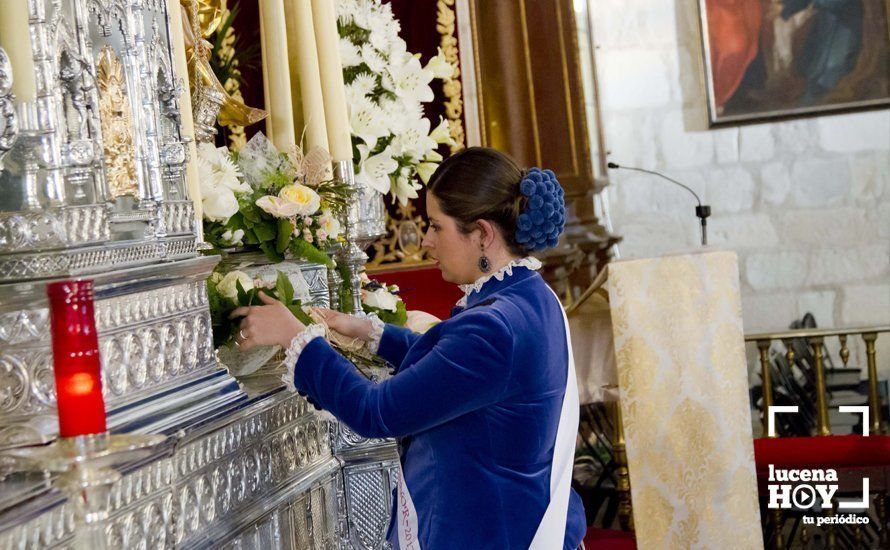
[[427, 147, 527, 255]]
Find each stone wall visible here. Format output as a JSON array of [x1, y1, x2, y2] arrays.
[[587, 0, 890, 376]]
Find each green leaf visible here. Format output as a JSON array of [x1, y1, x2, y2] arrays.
[[276, 270, 294, 306], [253, 222, 276, 243], [276, 219, 293, 254], [235, 279, 248, 305], [288, 303, 313, 326], [289, 239, 334, 267], [243, 227, 259, 245], [259, 241, 284, 263]]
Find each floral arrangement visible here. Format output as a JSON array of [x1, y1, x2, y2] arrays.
[[207, 269, 312, 349], [200, 133, 350, 264], [336, 0, 456, 205], [360, 273, 406, 326]]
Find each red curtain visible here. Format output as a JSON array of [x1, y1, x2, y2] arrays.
[[369, 267, 464, 321]]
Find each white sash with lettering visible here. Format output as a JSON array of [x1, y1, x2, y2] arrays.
[[396, 288, 579, 550], [396, 463, 421, 549], [529, 288, 580, 549]]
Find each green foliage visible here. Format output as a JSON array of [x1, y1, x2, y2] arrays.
[[207, 269, 313, 347], [337, 262, 354, 313]]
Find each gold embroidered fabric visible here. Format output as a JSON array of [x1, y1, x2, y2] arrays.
[[605, 250, 763, 549]]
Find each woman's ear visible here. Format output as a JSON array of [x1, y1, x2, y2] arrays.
[[476, 219, 496, 249]]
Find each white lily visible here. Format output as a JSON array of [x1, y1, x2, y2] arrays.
[[391, 116, 436, 160], [386, 53, 434, 103], [380, 97, 422, 134], [355, 145, 397, 194], [425, 47, 454, 80], [429, 117, 456, 147], [349, 95, 389, 149], [392, 174, 421, 206], [416, 162, 438, 185], [425, 149, 443, 163]]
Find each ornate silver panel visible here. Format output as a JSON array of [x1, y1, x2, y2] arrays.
[[0, 256, 220, 448], [0, 204, 109, 253], [0, 393, 340, 550], [332, 422, 392, 455], [219, 252, 332, 309], [341, 454, 400, 550]]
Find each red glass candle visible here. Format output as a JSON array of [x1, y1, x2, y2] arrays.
[[46, 280, 107, 438]]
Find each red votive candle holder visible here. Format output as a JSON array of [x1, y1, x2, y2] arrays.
[[47, 280, 107, 438]]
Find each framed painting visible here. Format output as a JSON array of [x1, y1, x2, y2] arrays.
[[698, 0, 890, 126]]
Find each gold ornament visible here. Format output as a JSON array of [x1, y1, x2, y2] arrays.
[[436, 0, 465, 153], [97, 47, 139, 199], [181, 0, 266, 128]]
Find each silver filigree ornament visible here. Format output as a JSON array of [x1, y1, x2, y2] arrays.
[[0, 48, 18, 157]]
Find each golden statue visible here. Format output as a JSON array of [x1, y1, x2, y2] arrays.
[[181, 0, 266, 128], [97, 47, 139, 199]]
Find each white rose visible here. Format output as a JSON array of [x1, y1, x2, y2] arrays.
[[217, 270, 253, 300], [278, 184, 321, 216], [363, 287, 399, 312], [318, 209, 343, 238], [255, 195, 303, 218], [203, 185, 239, 222]]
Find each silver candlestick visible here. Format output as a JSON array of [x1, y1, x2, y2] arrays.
[[2, 432, 166, 550], [333, 160, 368, 314]]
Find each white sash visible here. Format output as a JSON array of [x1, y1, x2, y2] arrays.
[[396, 463, 422, 549], [529, 288, 580, 549], [396, 287, 579, 550]]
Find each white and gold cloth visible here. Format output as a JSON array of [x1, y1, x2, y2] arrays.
[[576, 250, 763, 549]]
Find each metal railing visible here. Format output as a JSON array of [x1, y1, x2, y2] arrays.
[[745, 326, 890, 437]]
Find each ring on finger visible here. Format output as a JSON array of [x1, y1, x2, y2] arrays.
[[239, 329, 248, 341]]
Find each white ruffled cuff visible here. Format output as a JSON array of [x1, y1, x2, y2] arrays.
[[282, 324, 327, 392], [351, 311, 385, 355]]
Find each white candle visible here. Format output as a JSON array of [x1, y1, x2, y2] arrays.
[[284, 0, 329, 153], [0, 0, 37, 102], [259, 0, 297, 150], [310, 0, 351, 162], [167, 0, 204, 242]]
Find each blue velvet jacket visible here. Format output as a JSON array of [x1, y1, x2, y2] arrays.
[[293, 266, 586, 549]]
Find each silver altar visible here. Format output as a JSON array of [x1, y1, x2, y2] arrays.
[[0, 1, 397, 547]]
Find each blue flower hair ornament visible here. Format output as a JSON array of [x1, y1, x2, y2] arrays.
[[515, 167, 566, 251]]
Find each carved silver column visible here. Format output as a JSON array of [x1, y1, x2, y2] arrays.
[[0, 48, 17, 157], [334, 160, 368, 314]]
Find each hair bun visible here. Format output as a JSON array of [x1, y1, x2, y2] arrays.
[[515, 167, 566, 251]]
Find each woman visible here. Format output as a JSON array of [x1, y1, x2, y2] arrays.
[[234, 147, 587, 549]]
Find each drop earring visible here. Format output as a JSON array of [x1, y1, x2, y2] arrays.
[[478, 245, 491, 273]]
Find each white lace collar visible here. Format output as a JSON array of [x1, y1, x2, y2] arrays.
[[456, 257, 542, 307]]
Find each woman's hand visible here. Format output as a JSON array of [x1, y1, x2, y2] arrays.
[[313, 307, 374, 341], [230, 292, 306, 349]]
